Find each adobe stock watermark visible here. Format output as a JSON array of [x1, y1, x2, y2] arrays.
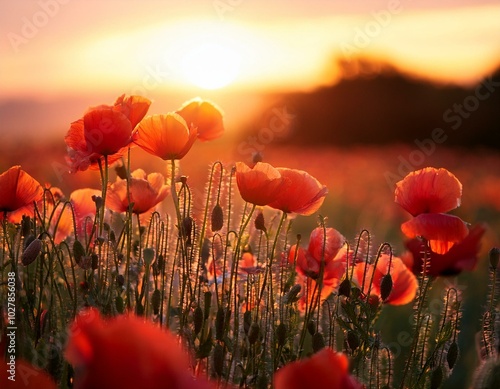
[[236, 106, 295, 163], [7, 0, 71, 53], [340, 0, 402, 61], [384, 75, 500, 188], [213, 0, 244, 21]]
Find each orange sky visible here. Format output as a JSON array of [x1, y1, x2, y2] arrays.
[[1, 0, 499, 100]]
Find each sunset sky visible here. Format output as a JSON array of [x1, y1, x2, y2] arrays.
[[1, 0, 499, 101]]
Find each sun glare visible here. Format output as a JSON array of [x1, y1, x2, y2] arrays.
[[180, 42, 241, 90]]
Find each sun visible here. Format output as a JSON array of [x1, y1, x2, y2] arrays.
[[180, 42, 241, 90]]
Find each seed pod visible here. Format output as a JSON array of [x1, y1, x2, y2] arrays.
[[22, 238, 42, 266], [193, 306, 204, 335], [91, 195, 103, 210], [430, 366, 443, 389], [489, 247, 500, 270], [151, 289, 161, 315], [211, 203, 224, 232], [213, 343, 224, 377], [248, 323, 260, 344], [307, 320, 317, 336], [380, 273, 393, 302], [347, 330, 360, 350], [447, 341, 459, 369], [215, 307, 225, 341], [312, 332, 326, 353], [276, 323, 287, 347], [254, 212, 266, 233]]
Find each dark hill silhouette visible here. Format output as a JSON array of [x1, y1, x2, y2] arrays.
[[245, 60, 500, 149]]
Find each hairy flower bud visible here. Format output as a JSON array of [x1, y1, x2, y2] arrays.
[[22, 238, 42, 266], [380, 273, 393, 302], [211, 203, 224, 232], [254, 212, 266, 233], [489, 247, 500, 270]]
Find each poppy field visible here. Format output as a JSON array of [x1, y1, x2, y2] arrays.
[[1, 94, 499, 389]]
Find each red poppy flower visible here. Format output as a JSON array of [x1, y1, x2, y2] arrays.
[[133, 113, 198, 160], [395, 167, 462, 216], [0, 358, 56, 389], [65, 95, 151, 173], [176, 98, 224, 141], [235, 162, 284, 206], [290, 227, 346, 280], [268, 168, 328, 215], [238, 252, 262, 275], [354, 254, 418, 306], [69, 188, 101, 239], [402, 224, 486, 276], [395, 167, 468, 254], [401, 213, 469, 254], [106, 169, 169, 215], [0, 166, 43, 222], [274, 347, 364, 389], [65, 308, 212, 389]]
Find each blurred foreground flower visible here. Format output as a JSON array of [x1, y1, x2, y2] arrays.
[[395, 167, 468, 254], [65, 308, 212, 389], [274, 347, 364, 389], [65, 94, 151, 172], [176, 97, 224, 141], [0, 165, 43, 223]]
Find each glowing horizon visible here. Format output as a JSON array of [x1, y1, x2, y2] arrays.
[[0, 2, 499, 99]]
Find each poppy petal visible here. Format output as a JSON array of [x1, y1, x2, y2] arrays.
[[401, 213, 469, 254], [395, 167, 462, 216], [235, 162, 283, 206]]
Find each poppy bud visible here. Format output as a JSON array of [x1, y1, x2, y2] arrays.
[[312, 332, 325, 353], [347, 330, 359, 350], [380, 273, 393, 302], [91, 253, 99, 270], [307, 320, 317, 336], [204, 291, 212, 319], [115, 296, 124, 313], [338, 278, 351, 298], [447, 341, 459, 369], [73, 240, 86, 268], [430, 366, 443, 389], [22, 238, 42, 266], [115, 163, 128, 179], [284, 284, 301, 304], [244, 311, 252, 335], [91, 195, 103, 210], [276, 323, 287, 347], [151, 289, 161, 315], [211, 203, 224, 232], [116, 274, 125, 287], [213, 343, 224, 377], [193, 306, 204, 335], [215, 307, 225, 341], [21, 215, 32, 237], [143, 247, 155, 266], [182, 216, 193, 244], [254, 212, 266, 233], [489, 247, 500, 270], [248, 323, 260, 344]]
